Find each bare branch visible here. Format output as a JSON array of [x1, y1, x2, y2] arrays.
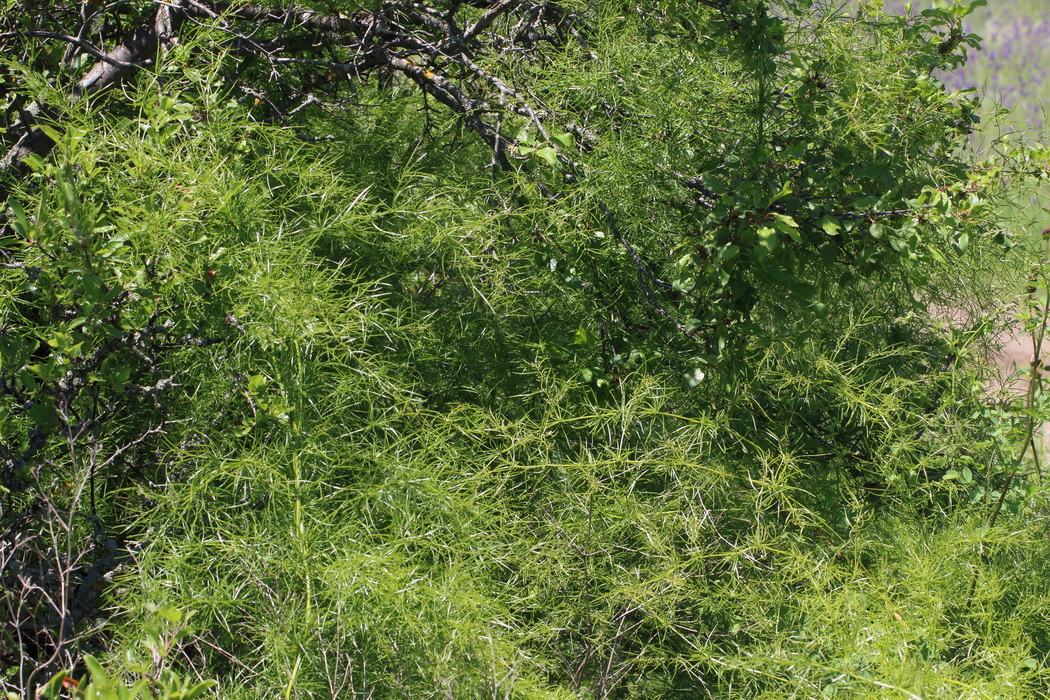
[[465, 0, 523, 41], [0, 31, 153, 69]]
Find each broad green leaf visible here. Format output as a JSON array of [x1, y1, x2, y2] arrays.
[[156, 604, 183, 623], [757, 226, 778, 253], [23, 152, 47, 173], [533, 146, 559, 167], [721, 244, 740, 262], [84, 654, 108, 685], [672, 276, 695, 292], [764, 264, 790, 284], [37, 671, 69, 699], [683, 368, 705, 388], [819, 215, 841, 236], [767, 181, 792, 206], [573, 325, 598, 348], [98, 234, 130, 258], [37, 124, 63, 145], [183, 680, 219, 699], [685, 318, 705, 334], [28, 401, 53, 426], [8, 199, 30, 237], [247, 375, 268, 393], [771, 213, 801, 243], [551, 132, 574, 149]]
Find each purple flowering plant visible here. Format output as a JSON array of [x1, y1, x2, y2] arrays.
[[885, 0, 1050, 137]]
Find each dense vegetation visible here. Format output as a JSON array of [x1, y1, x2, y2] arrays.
[[3, 0, 1050, 696], [916, 0, 1050, 135]]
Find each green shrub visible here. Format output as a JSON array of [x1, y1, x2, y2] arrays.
[[4, 1, 1050, 697]]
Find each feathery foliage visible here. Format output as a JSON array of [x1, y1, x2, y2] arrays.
[[4, 0, 1050, 697]]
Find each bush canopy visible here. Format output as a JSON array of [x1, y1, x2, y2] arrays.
[[4, 0, 1050, 697]]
